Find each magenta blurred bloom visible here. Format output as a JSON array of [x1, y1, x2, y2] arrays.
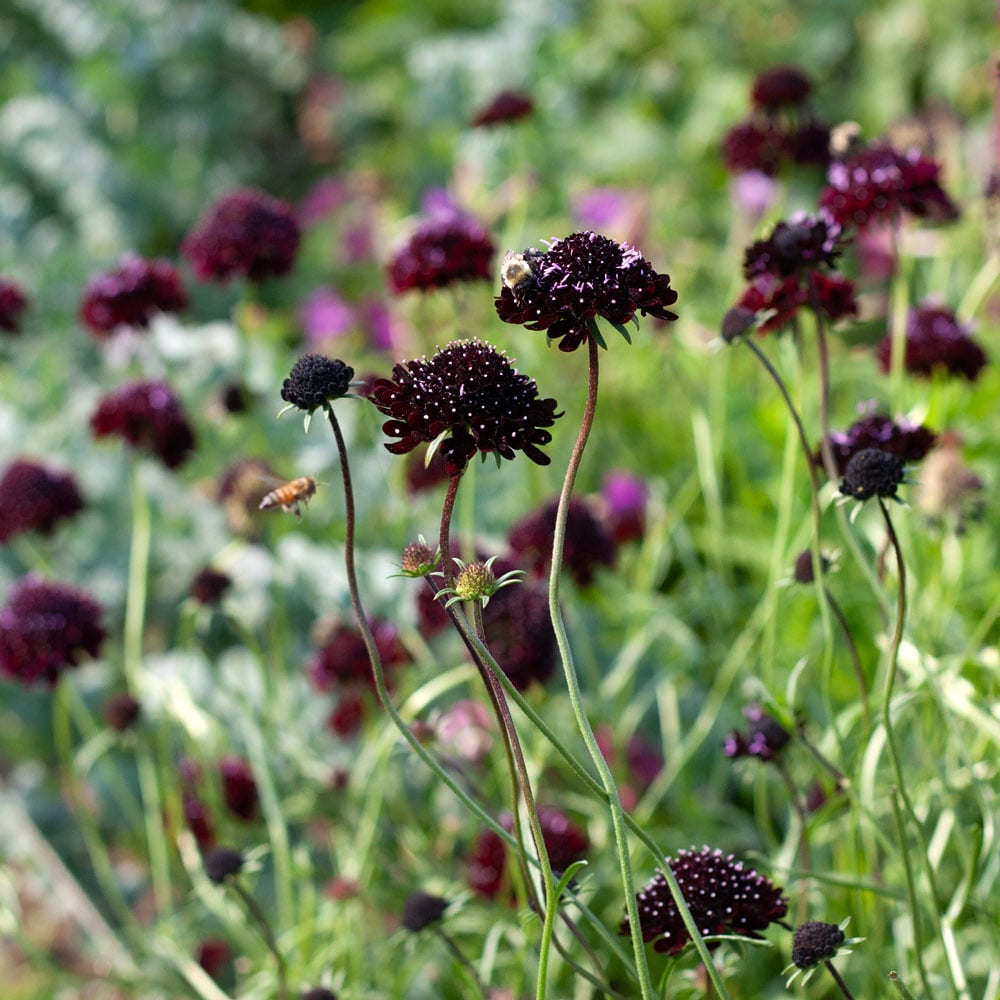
[[821, 409, 936, 476], [387, 211, 495, 293], [298, 177, 350, 226], [876, 303, 987, 382], [471, 89, 534, 127], [0, 459, 84, 543], [300, 287, 356, 345], [573, 187, 630, 230], [601, 470, 648, 544], [622, 846, 788, 954], [80, 254, 187, 337], [91, 379, 196, 469], [724, 704, 792, 762], [0, 576, 105, 686], [182, 187, 301, 283], [435, 699, 494, 764], [730, 171, 778, 222], [0, 278, 29, 335], [750, 65, 813, 111]]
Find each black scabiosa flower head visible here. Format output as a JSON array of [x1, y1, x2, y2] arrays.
[[80, 254, 188, 337], [791, 920, 845, 969], [401, 891, 449, 931], [750, 65, 813, 111], [308, 619, 408, 693], [622, 846, 788, 955], [368, 339, 561, 476], [471, 89, 535, 127], [0, 278, 29, 335], [508, 496, 616, 586], [387, 212, 495, 293], [722, 121, 786, 177], [724, 704, 792, 762], [204, 846, 245, 883], [820, 144, 959, 230], [219, 755, 259, 822], [0, 459, 85, 543], [90, 379, 196, 469], [792, 548, 831, 584], [281, 354, 355, 413], [877, 303, 988, 382], [743, 213, 845, 280], [482, 574, 557, 690], [189, 567, 232, 606], [495, 231, 678, 352], [0, 576, 106, 686], [182, 187, 301, 283], [839, 448, 905, 502], [821, 409, 936, 477]]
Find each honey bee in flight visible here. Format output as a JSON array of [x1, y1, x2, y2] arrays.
[[259, 476, 317, 520]]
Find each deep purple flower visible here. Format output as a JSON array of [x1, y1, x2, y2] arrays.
[[401, 892, 449, 931], [808, 272, 859, 324], [182, 188, 301, 283], [471, 89, 535, 127], [735, 273, 806, 333], [792, 921, 846, 969], [722, 121, 786, 177], [750, 65, 813, 111], [820, 409, 936, 476], [204, 846, 244, 883], [308, 619, 407, 692], [784, 119, 832, 168], [482, 575, 557, 691], [368, 339, 561, 476], [743, 213, 845, 280], [508, 496, 616, 586], [876, 303, 987, 382], [724, 704, 792, 762], [0, 577, 106, 686], [327, 688, 367, 738], [0, 278, 29, 334], [281, 354, 354, 413], [600, 470, 648, 544], [90, 379, 196, 469], [840, 448, 905, 501], [495, 231, 678, 352], [792, 549, 831, 584], [300, 989, 338, 1000], [820, 144, 959, 230], [622, 846, 788, 955], [79, 254, 188, 337], [219, 756, 258, 822], [189, 567, 232, 606], [387, 212, 495, 293], [0, 459, 84, 543]]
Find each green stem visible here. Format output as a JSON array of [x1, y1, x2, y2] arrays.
[[231, 880, 288, 1000], [824, 959, 858, 1000]]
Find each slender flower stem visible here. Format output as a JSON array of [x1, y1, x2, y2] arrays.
[[824, 959, 858, 1000], [824, 586, 870, 725], [230, 881, 288, 1000], [432, 925, 488, 999], [439, 475, 461, 589], [550, 336, 728, 1000]]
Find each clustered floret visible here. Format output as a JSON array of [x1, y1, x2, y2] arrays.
[[0, 459, 84, 543], [80, 254, 188, 336], [387, 213, 495, 293], [281, 354, 355, 412], [877, 302, 988, 382]]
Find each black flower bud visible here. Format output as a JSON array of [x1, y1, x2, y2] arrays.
[[839, 448, 904, 501], [300, 989, 338, 1000], [281, 355, 354, 412], [204, 846, 244, 883], [401, 891, 449, 931], [792, 920, 846, 969], [792, 549, 830, 583]]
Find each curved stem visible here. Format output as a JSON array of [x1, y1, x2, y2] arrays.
[[231, 881, 288, 1000], [824, 959, 858, 1000]]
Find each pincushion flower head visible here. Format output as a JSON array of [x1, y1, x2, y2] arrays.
[[839, 448, 906, 502], [724, 704, 792, 762], [495, 230, 678, 352], [820, 143, 959, 231], [0, 459, 84, 543], [0, 576, 106, 686], [876, 302, 988, 382], [820, 409, 936, 476], [182, 187, 301, 283], [386, 210, 495, 293], [80, 254, 187, 337], [622, 846, 788, 955], [750, 65, 814, 112], [368, 339, 561, 476], [91, 379, 196, 469], [280, 354, 355, 415]]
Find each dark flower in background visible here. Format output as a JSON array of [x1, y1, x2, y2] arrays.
[[91, 379, 196, 469], [79, 254, 188, 337], [482, 575, 557, 690], [791, 921, 846, 969], [0, 577, 105, 686], [495, 231, 678, 352], [369, 339, 561, 475], [405, 447, 451, 495], [300, 989, 338, 1000], [735, 274, 805, 334], [722, 121, 786, 177], [401, 891, 449, 931], [876, 303, 988, 382], [915, 432, 985, 530], [281, 354, 355, 412], [807, 272, 859, 324], [182, 792, 216, 850], [508, 497, 616, 586], [840, 448, 905, 501], [0, 278, 28, 334], [596, 725, 665, 809], [784, 120, 833, 168], [327, 688, 367, 738], [743, 213, 845, 279], [387, 212, 495, 293], [599, 470, 648, 544], [471, 89, 535, 127], [189, 567, 232, 605], [724, 704, 792, 762], [217, 457, 277, 535], [196, 938, 233, 983], [309, 619, 408, 692], [622, 846, 788, 955], [104, 692, 141, 732], [820, 144, 959, 230], [182, 187, 301, 283], [750, 65, 813, 111], [821, 410, 936, 476], [220, 381, 250, 414], [219, 755, 259, 821], [0, 459, 84, 543], [204, 846, 244, 883], [792, 548, 831, 584]]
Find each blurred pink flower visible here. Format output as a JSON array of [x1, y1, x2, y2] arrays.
[[298, 177, 351, 226], [300, 287, 356, 345]]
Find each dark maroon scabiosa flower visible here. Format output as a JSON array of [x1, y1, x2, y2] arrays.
[[820, 410, 936, 476], [281, 354, 355, 413], [622, 846, 788, 955], [104, 692, 141, 732], [220, 381, 250, 414], [735, 273, 805, 334], [839, 448, 905, 502], [785, 120, 832, 168], [0, 278, 28, 334], [792, 549, 831, 584], [79, 254, 187, 337], [387, 212, 495, 293], [308, 619, 408, 692], [327, 689, 367, 739], [876, 303, 988, 382], [182, 187, 301, 283], [724, 704, 792, 762], [196, 938, 232, 982], [743, 213, 845, 280], [820, 144, 959, 230], [471, 89, 535, 127], [401, 891, 449, 931], [482, 576, 556, 690], [368, 339, 561, 476], [722, 121, 786, 177], [189, 567, 232, 606], [508, 496, 616, 586], [0, 459, 84, 543], [808, 272, 859, 324], [183, 793, 215, 850], [300, 989, 338, 1000], [90, 379, 196, 469], [600, 470, 648, 545], [219, 755, 258, 821], [750, 65, 813, 111], [0, 577, 105, 686], [791, 921, 846, 969], [204, 846, 245, 883], [495, 231, 678, 352], [405, 447, 451, 495]]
